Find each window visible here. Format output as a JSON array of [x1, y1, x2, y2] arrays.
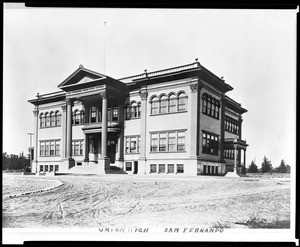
[[91, 106, 97, 123], [137, 103, 141, 118], [40, 165, 43, 172], [98, 109, 102, 122], [177, 131, 185, 151], [45, 165, 49, 172], [125, 162, 132, 171], [150, 130, 186, 152], [49, 165, 54, 172], [74, 110, 80, 125], [177, 164, 184, 173], [40, 113, 45, 128], [150, 96, 159, 115], [202, 131, 219, 155], [55, 111, 61, 126], [125, 104, 131, 120], [125, 102, 141, 120], [202, 93, 220, 119], [159, 133, 167, 151], [125, 136, 140, 153], [150, 164, 157, 173], [40, 142, 45, 156], [107, 108, 112, 121], [225, 115, 240, 134], [55, 165, 59, 171], [50, 112, 55, 126], [150, 133, 158, 152], [158, 164, 165, 173], [168, 132, 176, 151], [224, 149, 239, 160], [167, 164, 174, 173], [113, 106, 118, 121], [45, 113, 50, 127], [50, 141, 55, 155], [131, 102, 138, 118], [168, 94, 177, 113], [178, 92, 187, 111], [72, 140, 84, 156], [40, 140, 60, 156], [160, 95, 168, 114], [80, 110, 84, 124]]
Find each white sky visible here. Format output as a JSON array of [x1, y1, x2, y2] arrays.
[[3, 4, 297, 169]]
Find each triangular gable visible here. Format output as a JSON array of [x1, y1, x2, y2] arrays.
[[57, 65, 106, 89]]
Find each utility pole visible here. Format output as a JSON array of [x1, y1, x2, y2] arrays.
[[27, 133, 34, 170]]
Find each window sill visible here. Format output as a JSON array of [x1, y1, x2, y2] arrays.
[[150, 151, 186, 153], [150, 110, 187, 117], [40, 125, 61, 129]]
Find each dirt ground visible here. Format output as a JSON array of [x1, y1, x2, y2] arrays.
[[2, 174, 290, 228]]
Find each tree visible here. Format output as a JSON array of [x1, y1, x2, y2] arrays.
[[274, 159, 287, 173], [261, 156, 273, 173], [248, 160, 258, 173]]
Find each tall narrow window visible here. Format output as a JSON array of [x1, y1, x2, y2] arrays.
[[80, 110, 84, 124], [107, 108, 112, 121], [98, 109, 102, 122], [202, 94, 208, 114], [50, 112, 55, 126], [168, 94, 177, 113], [91, 106, 97, 123], [130, 136, 137, 153], [113, 106, 118, 121], [45, 141, 50, 156], [125, 138, 130, 153], [150, 96, 159, 115], [55, 111, 61, 126], [125, 104, 131, 120], [40, 142, 45, 156], [40, 113, 45, 128], [178, 92, 187, 111], [159, 133, 167, 151], [74, 110, 80, 124], [177, 131, 185, 151], [131, 102, 137, 118], [55, 141, 60, 155], [160, 95, 168, 114], [45, 113, 50, 127], [211, 99, 215, 117], [207, 97, 212, 115], [150, 133, 158, 152], [168, 132, 176, 151], [137, 102, 141, 118], [50, 141, 55, 155]]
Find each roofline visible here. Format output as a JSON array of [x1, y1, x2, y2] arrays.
[[224, 95, 247, 114]]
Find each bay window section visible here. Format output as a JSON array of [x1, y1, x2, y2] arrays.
[[202, 131, 219, 155]]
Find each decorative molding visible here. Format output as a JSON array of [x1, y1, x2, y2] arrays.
[[139, 91, 148, 100], [33, 109, 39, 116], [190, 84, 199, 93], [100, 91, 107, 99], [65, 98, 74, 105], [62, 105, 67, 112]]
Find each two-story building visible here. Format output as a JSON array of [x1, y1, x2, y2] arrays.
[[28, 59, 248, 176]]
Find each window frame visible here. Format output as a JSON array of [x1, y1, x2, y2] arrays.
[[202, 131, 219, 156]]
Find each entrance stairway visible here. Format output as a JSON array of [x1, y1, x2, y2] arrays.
[[59, 163, 127, 175]]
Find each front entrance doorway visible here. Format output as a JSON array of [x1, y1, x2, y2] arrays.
[[133, 161, 138, 174], [107, 133, 118, 164]]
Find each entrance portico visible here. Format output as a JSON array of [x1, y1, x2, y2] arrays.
[[58, 66, 127, 173]]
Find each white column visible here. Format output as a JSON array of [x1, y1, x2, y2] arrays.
[[66, 98, 73, 159], [189, 83, 199, 157], [61, 104, 67, 159], [233, 144, 238, 174]]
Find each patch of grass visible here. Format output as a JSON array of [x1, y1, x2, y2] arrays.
[[235, 216, 290, 229], [212, 221, 232, 228]]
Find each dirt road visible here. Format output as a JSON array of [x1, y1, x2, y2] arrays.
[[2, 174, 290, 228]]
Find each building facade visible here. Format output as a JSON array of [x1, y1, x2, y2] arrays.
[[28, 60, 248, 176]]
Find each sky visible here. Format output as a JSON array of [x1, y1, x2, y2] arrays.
[[3, 4, 297, 169]]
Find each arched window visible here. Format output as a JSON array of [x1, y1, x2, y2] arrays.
[[168, 93, 177, 113], [211, 98, 216, 117], [207, 96, 212, 115], [74, 110, 80, 125], [50, 112, 55, 126], [55, 111, 61, 126], [159, 95, 168, 114], [202, 93, 208, 114], [215, 100, 220, 119], [150, 96, 159, 115], [178, 92, 187, 111], [80, 110, 84, 124], [40, 113, 45, 128], [131, 101, 138, 118], [45, 112, 50, 127], [137, 102, 141, 118]]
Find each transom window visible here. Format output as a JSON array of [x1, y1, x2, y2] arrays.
[[40, 140, 60, 156], [150, 91, 188, 115], [125, 136, 141, 154], [202, 93, 220, 119], [150, 130, 186, 152], [202, 131, 219, 155]]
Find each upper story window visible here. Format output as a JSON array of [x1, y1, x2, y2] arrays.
[[72, 140, 84, 156], [202, 93, 220, 119], [150, 91, 188, 116], [225, 115, 240, 135], [113, 106, 119, 121], [91, 106, 97, 123], [150, 130, 186, 153], [125, 136, 140, 154], [125, 101, 141, 120], [202, 131, 219, 156], [40, 111, 61, 128], [72, 109, 84, 125]]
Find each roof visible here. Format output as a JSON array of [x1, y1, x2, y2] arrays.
[[224, 95, 247, 114]]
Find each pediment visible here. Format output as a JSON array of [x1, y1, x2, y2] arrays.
[[58, 66, 106, 89]]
